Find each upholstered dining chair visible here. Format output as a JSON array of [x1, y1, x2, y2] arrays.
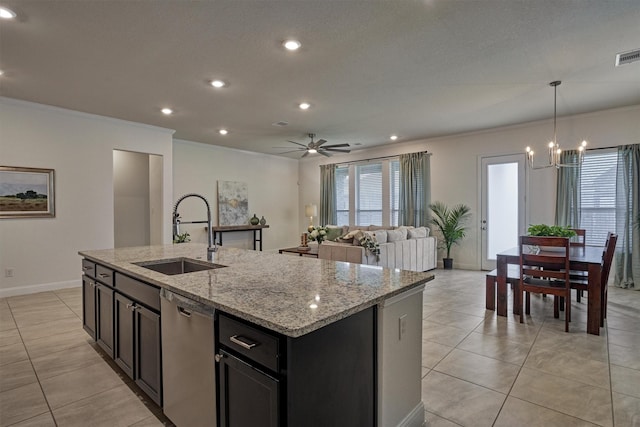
[[569, 232, 618, 327], [519, 236, 572, 332]]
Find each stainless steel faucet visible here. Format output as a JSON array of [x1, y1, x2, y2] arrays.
[[173, 193, 218, 261]]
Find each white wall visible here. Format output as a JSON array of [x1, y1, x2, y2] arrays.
[[0, 98, 174, 296], [298, 105, 640, 270], [172, 139, 300, 251]]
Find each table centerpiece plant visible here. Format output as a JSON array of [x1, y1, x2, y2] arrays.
[[356, 231, 381, 262]]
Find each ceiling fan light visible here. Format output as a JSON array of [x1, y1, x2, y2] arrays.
[[308, 148, 317, 154], [0, 7, 17, 19]]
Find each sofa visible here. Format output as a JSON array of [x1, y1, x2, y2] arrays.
[[317, 225, 437, 271]]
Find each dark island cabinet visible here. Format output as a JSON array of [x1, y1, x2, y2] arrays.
[[81, 275, 96, 340], [95, 283, 114, 358], [81, 260, 115, 357], [114, 288, 162, 406], [216, 307, 375, 427], [81, 259, 162, 407]]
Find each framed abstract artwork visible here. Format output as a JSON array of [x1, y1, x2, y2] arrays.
[[0, 166, 55, 218], [217, 180, 248, 225]]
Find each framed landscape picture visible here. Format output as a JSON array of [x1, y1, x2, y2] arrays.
[[0, 166, 55, 218]]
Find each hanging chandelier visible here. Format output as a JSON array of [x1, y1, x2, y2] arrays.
[[525, 81, 587, 169]]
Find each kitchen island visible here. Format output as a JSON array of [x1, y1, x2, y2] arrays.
[[79, 243, 434, 427]]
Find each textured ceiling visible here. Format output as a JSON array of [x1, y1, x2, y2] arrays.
[[1, 1, 639, 158]]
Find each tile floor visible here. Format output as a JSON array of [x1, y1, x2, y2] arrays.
[[1, 269, 639, 426]]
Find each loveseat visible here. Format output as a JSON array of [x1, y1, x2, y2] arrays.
[[317, 225, 437, 272]]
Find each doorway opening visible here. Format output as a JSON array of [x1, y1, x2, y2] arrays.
[[113, 150, 163, 248]]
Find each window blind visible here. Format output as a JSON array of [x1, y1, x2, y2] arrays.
[[355, 163, 382, 225], [579, 150, 617, 246]]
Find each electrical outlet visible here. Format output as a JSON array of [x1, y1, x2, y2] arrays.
[[5, 268, 14, 278], [399, 314, 407, 340]]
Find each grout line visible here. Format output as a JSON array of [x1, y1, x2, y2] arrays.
[[606, 317, 616, 427]]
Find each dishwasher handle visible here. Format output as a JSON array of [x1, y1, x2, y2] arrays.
[[177, 306, 192, 318]]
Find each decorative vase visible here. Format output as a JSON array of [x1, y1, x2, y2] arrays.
[[259, 216, 267, 226], [249, 214, 259, 225]]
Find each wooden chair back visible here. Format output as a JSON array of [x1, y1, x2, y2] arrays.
[[569, 228, 586, 247], [519, 236, 571, 331], [601, 232, 618, 286]]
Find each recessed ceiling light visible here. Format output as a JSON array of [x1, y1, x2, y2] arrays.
[[299, 102, 311, 110], [390, 135, 398, 141], [0, 7, 16, 19], [219, 129, 228, 135], [283, 40, 301, 51], [210, 80, 226, 88], [161, 108, 173, 115], [0, 70, 4, 76]]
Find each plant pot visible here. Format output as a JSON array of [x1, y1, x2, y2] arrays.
[[443, 258, 453, 270]]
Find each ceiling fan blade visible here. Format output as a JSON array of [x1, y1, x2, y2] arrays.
[[324, 143, 350, 148], [275, 149, 305, 154], [273, 146, 304, 149], [318, 150, 332, 157], [287, 140, 308, 148], [323, 148, 351, 153], [301, 151, 309, 158], [315, 139, 327, 147]]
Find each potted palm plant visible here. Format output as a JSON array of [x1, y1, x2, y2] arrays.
[[429, 202, 471, 269]]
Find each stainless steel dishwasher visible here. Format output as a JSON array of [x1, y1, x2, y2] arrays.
[[161, 289, 216, 426]]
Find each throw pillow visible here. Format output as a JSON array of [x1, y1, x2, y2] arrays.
[[386, 227, 408, 242], [370, 230, 387, 243], [408, 227, 428, 239], [325, 226, 343, 242]]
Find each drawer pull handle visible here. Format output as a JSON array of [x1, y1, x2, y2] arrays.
[[230, 335, 257, 350], [83, 266, 92, 271], [177, 306, 192, 318], [98, 273, 110, 278]]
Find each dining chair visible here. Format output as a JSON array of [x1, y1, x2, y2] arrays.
[[569, 228, 586, 247], [519, 236, 571, 332], [569, 228, 587, 302], [569, 232, 618, 327]]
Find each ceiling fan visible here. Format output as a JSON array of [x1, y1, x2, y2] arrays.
[[275, 133, 351, 158]]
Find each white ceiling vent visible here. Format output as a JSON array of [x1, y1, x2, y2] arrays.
[[615, 48, 640, 66], [272, 121, 289, 127]]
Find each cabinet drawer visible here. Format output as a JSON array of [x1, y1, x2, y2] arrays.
[[115, 273, 160, 311], [219, 313, 280, 372], [95, 265, 114, 287], [82, 259, 96, 278]]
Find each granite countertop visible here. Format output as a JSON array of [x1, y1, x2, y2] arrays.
[[79, 243, 434, 338]]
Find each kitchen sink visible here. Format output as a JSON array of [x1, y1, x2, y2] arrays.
[[134, 258, 226, 275]]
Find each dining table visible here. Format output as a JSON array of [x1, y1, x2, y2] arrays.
[[495, 244, 604, 335]]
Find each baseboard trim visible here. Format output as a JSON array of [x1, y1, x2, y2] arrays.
[[396, 401, 425, 427], [0, 279, 81, 298]]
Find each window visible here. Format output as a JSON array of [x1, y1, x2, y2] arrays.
[[334, 159, 399, 226], [355, 163, 382, 225], [579, 150, 617, 246], [390, 160, 400, 226], [335, 166, 349, 225]]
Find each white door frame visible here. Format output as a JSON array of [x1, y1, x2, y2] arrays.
[[479, 154, 526, 270]]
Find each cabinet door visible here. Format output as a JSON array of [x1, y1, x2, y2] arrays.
[[219, 351, 279, 427], [114, 293, 135, 379], [96, 284, 114, 358], [82, 276, 96, 340], [135, 305, 162, 406]]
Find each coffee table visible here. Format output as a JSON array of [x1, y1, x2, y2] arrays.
[[278, 246, 319, 258]]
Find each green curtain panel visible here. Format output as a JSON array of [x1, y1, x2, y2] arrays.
[[555, 150, 581, 228], [319, 164, 337, 226], [399, 152, 431, 226], [615, 144, 640, 290]]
